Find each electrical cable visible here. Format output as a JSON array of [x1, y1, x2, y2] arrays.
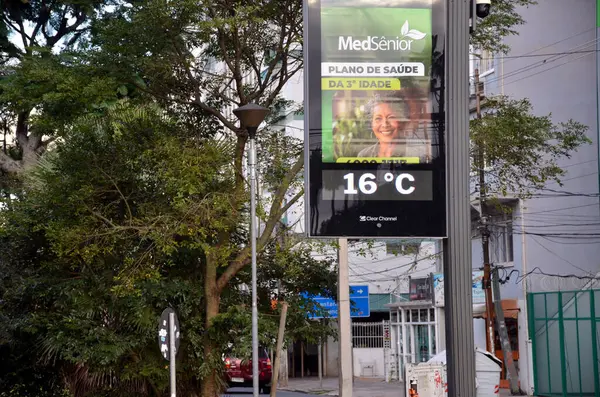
[[478, 49, 600, 60], [516, 212, 600, 219], [501, 51, 596, 88], [479, 27, 597, 64], [482, 36, 600, 86], [514, 267, 600, 284], [348, 251, 442, 276], [349, 265, 437, 283], [519, 203, 599, 215], [528, 235, 595, 275]]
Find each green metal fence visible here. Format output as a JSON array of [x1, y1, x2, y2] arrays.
[[528, 290, 600, 397]]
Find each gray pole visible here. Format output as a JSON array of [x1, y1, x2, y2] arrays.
[[318, 336, 323, 388], [337, 238, 353, 397], [249, 134, 259, 397], [169, 312, 176, 397], [443, 0, 477, 397]]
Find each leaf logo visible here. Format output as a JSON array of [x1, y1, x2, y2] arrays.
[[401, 20, 426, 40]]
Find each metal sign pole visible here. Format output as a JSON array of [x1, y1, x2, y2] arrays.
[[443, 0, 476, 396], [169, 312, 176, 397]]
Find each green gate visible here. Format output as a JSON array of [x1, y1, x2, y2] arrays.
[[528, 290, 600, 397]]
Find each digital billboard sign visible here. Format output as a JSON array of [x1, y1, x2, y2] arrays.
[[304, 0, 446, 238]]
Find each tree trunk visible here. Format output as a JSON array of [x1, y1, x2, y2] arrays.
[[201, 255, 221, 397]]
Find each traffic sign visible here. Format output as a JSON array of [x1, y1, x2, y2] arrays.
[[158, 308, 181, 361], [305, 285, 370, 319]]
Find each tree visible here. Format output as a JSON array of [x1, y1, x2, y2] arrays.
[[470, 91, 589, 396], [0, 101, 336, 396], [471, 0, 538, 54], [471, 96, 590, 201], [0, 0, 113, 174], [87, 1, 305, 394]]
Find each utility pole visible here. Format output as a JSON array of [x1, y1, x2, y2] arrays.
[[474, 68, 496, 354], [491, 268, 522, 395], [443, 1, 476, 397], [276, 223, 289, 388], [338, 238, 353, 397], [475, 66, 520, 394]]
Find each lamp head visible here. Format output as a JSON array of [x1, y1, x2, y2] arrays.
[[233, 103, 269, 138]]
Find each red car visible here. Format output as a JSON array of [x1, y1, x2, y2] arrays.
[[223, 347, 272, 394]]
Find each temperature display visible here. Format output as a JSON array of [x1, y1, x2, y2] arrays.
[[343, 172, 416, 195], [321, 170, 433, 201]]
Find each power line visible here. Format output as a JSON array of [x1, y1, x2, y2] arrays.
[[515, 222, 600, 227], [348, 251, 441, 276], [521, 203, 599, 215], [560, 159, 597, 169], [483, 36, 600, 86], [513, 267, 600, 284], [490, 27, 597, 66], [350, 265, 437, 283], [533, 235, 600, 245], [502, 51, 596, 88], [528, 235, 595, 275], [479, 49, 600, 61], [514, 231, 600, 238], [536, 187, 600, 196], [482, 38, 598, 86]]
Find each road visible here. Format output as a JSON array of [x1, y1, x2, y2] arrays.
[[222, 387, 314, 397]]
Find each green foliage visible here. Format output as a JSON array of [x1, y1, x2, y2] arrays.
[[470, 96, 590, 199], [471, 0, 538, 54], [0, 100, 337, 395], [1, 0, 106, 56], [0, 101, 230, 395], [0, 52, 122, 137]]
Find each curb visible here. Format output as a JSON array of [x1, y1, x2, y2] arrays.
[[279, 388, 338, 396]]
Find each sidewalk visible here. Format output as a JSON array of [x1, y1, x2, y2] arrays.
[[279, 377, 405, 397], [279, 377, 516, 397]]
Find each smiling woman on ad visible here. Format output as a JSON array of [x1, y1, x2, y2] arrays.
[[357, 93, 424, 159]]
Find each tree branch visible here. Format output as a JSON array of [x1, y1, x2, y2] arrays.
[[131, 82, 238, 132], [216, 154, 304, 292], [0, 151, 23, 174]]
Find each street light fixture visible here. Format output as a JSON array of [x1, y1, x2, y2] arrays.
[[233, 103, 269, 397]]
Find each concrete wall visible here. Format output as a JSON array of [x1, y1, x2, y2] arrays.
[[517, 299, 533, 396], [353, 348, 386, 378]]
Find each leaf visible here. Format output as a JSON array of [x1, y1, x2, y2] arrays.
[[406, 29, 426, 40], [401, 20, 409, 36]]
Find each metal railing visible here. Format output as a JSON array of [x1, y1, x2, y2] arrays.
[[352, 321, 385, 348]]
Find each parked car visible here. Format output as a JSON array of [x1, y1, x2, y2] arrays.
[[223, 347, 272, 394]]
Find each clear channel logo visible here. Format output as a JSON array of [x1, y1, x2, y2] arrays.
[[338, 21, 426, 52], [359, 215, 398, 222]]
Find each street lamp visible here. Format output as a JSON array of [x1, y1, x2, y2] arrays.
[[233, 103, 269, 397]]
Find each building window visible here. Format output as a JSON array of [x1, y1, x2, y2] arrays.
[[490, 215, 514, 264], [478, 49, 494, 75]]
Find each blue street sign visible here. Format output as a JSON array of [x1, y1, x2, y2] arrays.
[[304, 285, 370, 319]]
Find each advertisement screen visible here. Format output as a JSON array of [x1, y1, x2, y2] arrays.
[[305, 0, 446, 238]]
